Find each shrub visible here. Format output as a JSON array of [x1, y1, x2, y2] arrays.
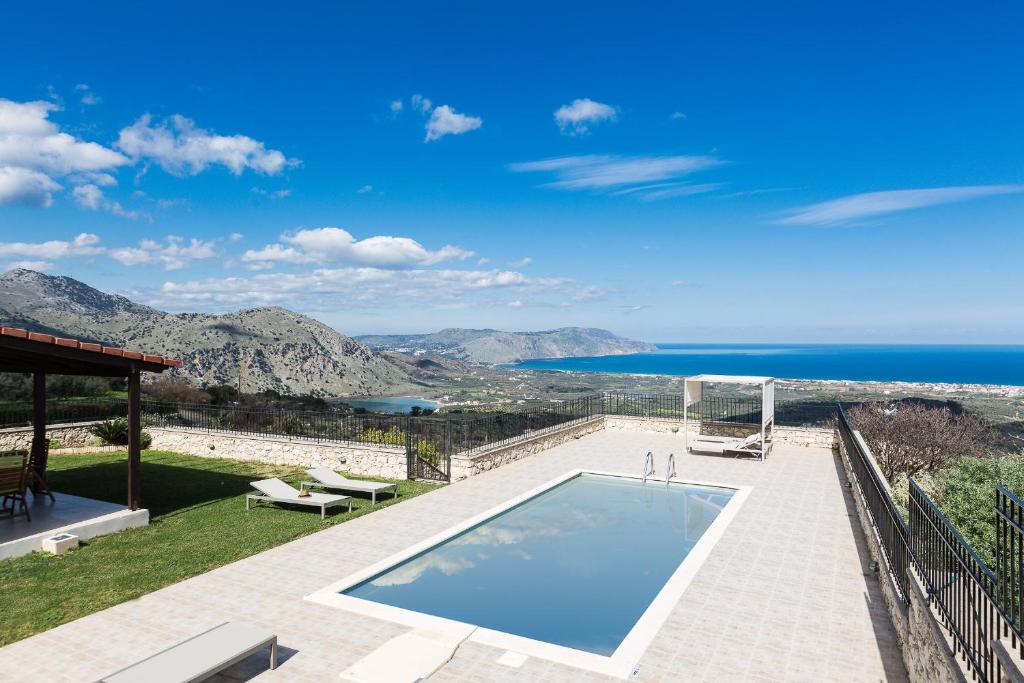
[[928, 456, 1024, 568], [143, 378, 212, 404], [358, 426, 405, 447], [88, 418, 152, 449], [848, 401, 989, 480], [90, 419, 129, 445]]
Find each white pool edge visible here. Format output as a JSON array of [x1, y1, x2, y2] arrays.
[[305, 469, 752, 679]]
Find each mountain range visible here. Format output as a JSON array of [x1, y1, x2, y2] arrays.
[[0, 269, 654, 396], [356, 328, 655, 364]]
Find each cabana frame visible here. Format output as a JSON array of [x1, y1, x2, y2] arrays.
[[0, 328, 180, 510], [683, 374, 775, 460]]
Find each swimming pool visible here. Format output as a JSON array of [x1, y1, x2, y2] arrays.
[[307, 470, 749, 677]]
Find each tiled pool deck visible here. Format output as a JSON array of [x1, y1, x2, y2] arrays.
[[0, 429, 907, 682]]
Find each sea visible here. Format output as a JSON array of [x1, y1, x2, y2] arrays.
[[508, 344, 1024, 387]]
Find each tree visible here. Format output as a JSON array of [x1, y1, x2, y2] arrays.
[[847, 401, 988, 480]]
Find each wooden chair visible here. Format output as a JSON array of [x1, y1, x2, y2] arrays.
[[0, 451, 31, 522]]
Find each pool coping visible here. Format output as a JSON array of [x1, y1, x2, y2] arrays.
[[305, 468, 752, 679]]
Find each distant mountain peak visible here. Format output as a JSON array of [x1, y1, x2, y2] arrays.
[[0, 269, 411, 397]]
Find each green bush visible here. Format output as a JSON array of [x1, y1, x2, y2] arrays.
[[929, 455, 1024, 568], [358, 426, 405, 446], [90, 419, 129, 445], [88, 418, 152, 450]]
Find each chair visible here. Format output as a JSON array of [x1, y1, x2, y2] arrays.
[[98, 621, 277, 683], [688, 431, 765, 459], [303, 467, 399, 505], [0, 452, 31, 522], [246, 478, 352, 519]]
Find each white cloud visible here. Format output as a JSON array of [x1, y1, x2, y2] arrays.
[[554, 98, 617, 136], [425, 105, 482, 142], [72, 183, 141, 219], [507, 256, 532, 268], [5, 260, 54, 271], [251, 186, 291, 200], [0, 98, 129, 207], [670, 111, 686, 120], [116, 114, 297, 176], [108, 236, 218, 270], [411, 94, 432, 114], [509, 154, 723, 198], [357, 184, 374, 194], [389, 99, 404, 114], [242, 227, 474, 268], [0, 167, 62, 207], [228, 232, 244, 242], [153, 266, 573, 310], [508, 299, 523, 309], [0, 232, 104, 261], [74, 84, 100, 106], [778, 185, 1024, 225]]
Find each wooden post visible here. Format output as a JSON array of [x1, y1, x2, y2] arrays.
[[31, 372, 47, 493], [127, 368, 141, 510]]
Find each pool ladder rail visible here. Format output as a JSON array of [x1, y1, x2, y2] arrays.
[[642, 452, 677, 483], [642, 451, 655, 483]]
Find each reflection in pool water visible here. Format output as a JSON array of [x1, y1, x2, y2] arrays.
[[344, 473, 735, 655]]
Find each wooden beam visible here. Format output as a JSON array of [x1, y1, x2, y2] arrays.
[[0, 335, 171, 375], [127, 369, 141, 510], [31, 372, 47, 493]]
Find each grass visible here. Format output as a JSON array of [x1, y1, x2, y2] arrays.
[[0, 450, 436, 646]]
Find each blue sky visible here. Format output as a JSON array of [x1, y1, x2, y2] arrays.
[[1, 1, 1022, 343]]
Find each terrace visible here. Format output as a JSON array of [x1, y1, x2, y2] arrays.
[[0, 367, 1021, 681]]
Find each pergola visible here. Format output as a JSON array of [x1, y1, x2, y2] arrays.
[[0, 327, 180, 510], [683, 374, 775, 459]]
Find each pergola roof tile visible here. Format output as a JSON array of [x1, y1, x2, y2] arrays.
[[0, 327, 181, 369]]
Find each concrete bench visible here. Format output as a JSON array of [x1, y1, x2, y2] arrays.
[[99, 622, 277, 683]]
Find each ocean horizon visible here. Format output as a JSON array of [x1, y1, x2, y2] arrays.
[[508, 343, 1024, 387]]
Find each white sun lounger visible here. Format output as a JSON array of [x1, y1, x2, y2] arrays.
[[688, 431, 765, 459], [246, 478, 352, 519], [339, 625, 474, 683], [99, 621, 277, 683], [303, 467, 399, 505]]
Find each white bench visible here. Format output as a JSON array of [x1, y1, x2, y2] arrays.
[[99, 622, 277, 683]]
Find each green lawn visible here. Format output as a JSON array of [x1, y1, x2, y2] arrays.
[[0, 451, 436, 646]]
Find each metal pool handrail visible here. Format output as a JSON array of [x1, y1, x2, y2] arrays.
[[666, 452, 676, 482], [642, 451, 654, 483]]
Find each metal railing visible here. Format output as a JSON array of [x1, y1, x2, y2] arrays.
[[446, 395, 598, 454], [909, 479, 1007, 681], [0, 397, 127, 428], [841, 402, 1024, 682], [600, 392, 760, 425], [837, 404, 911, 604], [997, 485, 1024, 649]]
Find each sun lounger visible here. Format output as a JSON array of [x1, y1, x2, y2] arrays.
[[99, 621, 277, 683], [303, 467, 399, 504], [688, 432, 766, 459], [339, 625, 474, 683], [246, 478, 352, 519]]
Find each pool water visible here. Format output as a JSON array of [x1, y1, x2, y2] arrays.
[[343, 473, 735, 655]]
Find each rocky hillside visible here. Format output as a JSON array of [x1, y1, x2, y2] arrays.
[[357, 327, 656, 364], [0, 269, 413, 397]]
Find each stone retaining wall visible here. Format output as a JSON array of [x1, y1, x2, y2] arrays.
[[450, 416, 606, 480], [837, 425, 966, 683], [148, 427, 407, 479], [0, 421, 99, 451], [603, 415, 837, 449]]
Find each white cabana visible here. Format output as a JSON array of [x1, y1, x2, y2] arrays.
[[683, 374, 775, 460]]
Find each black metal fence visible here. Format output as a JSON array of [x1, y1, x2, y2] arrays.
[[447, 395, 599, 454], [837, 404, 911, 603], [600, 392, 760, 425], [909, 479, 1008, 681], [997, 486, 1024, 645], [0, 397, 127, 428], [840, 403, 1024, 682]]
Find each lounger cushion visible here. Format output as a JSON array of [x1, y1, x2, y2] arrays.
[[306, 468, 394, 491], [250, 478, 347, 504]]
